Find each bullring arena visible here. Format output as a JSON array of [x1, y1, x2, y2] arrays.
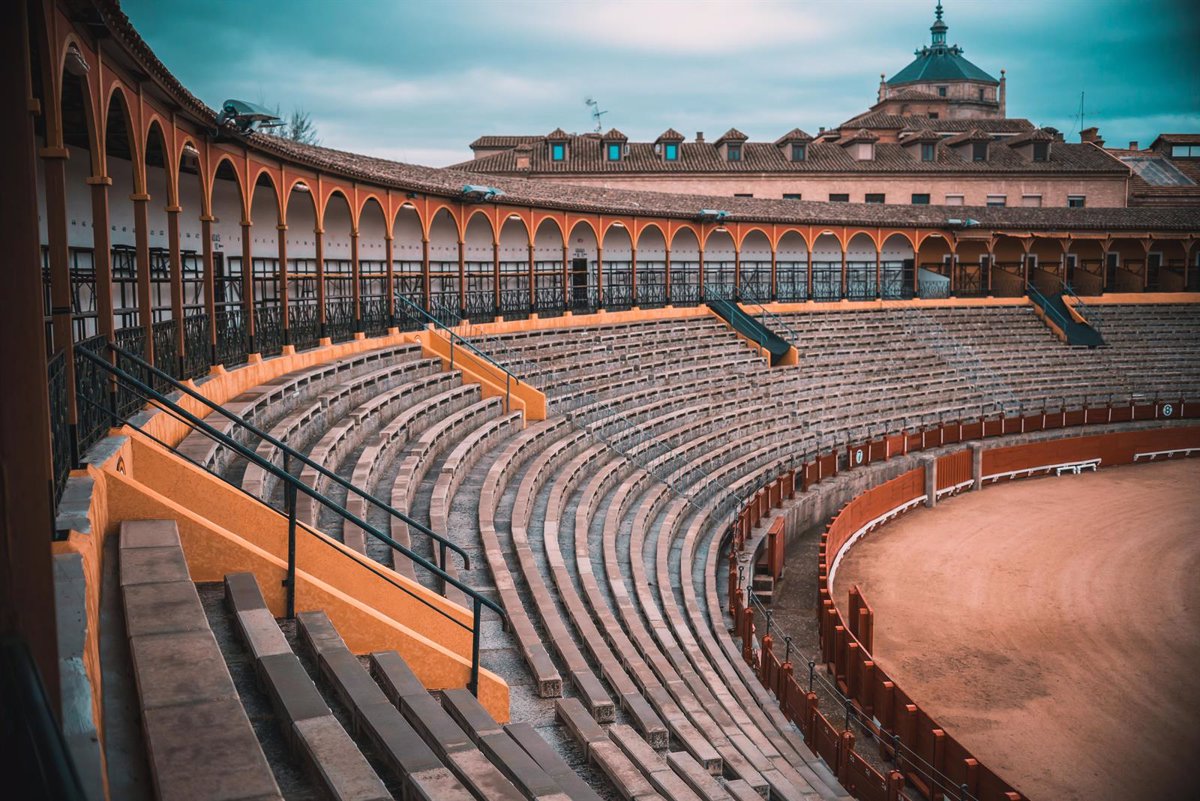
[[3, 2, 1200, 801]]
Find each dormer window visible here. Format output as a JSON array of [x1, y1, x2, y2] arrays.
[[1032, 141, 1049, 162], [972, 141, 988, 161], [550, 142, 566, 162], [607, 142, 621, 161], [921, 143, 935, 162], [664, 142, 679, 161], [791, 143, 806, 162], [727, 144, 742, 162]]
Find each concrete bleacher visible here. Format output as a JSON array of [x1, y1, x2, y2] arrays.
[[129, 304, 1197, 800]]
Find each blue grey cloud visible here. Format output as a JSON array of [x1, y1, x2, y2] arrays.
[[123, 0, 1200, 165]]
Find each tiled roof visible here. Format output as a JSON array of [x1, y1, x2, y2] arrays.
[[774, 128, 814, 145], [841, 129, 880, 145], [1152, 133, 1200, 146], [942, 129, 993, 146], [602, 128, 628, 141], [545, 128, 571, 140], [839, 112, 1035, 133], [453, 132, 1126, 176], [470, 135, 542, 149], [899, 128, 942, 145], [94, 0, 1199, 231], [655, 128, 686, 142], [1005, 129, 1057, 147], [885, 88, 944, 101], [715, 128, 749, 145]]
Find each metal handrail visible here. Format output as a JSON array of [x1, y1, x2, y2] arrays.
[[737, 285, 803, 346], [396, 294, 525, 384], [1062, 282, 1101, 330], [76, 346, 506, 695], [1026, 281, 1073, 332], [101, 343, 473, 571]]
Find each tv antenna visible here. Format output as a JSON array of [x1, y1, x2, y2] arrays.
[[585, 97, 607, 133]]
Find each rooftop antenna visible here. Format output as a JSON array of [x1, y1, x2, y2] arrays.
[[585, 97, 607, 133], [1069, 90, 1085, 140]]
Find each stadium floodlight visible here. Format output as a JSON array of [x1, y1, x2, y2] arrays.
[[698, 209, 730, 222], [461, 185, 505, 202], [215, 99, 284, 134]]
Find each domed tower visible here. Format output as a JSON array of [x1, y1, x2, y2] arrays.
[[879, 2, 1004, 120]]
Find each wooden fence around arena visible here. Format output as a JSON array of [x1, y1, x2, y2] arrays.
[[725, 415, 1200, 801]]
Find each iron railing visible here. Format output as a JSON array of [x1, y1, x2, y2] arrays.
[[74, 343, 505, 695], [48, 350, 70, 506]]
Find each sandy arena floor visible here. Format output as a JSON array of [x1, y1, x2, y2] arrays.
[[831, 459, 1200, 801]]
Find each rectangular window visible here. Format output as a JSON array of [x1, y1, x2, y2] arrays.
[[938, 86, 948, 97], [986, 194, 1007, 207], [972, 142, 989, 161], [829, 193, 849, 202], [782, 193, 802, 200], [551, 142, 565, 161], [791, 143, 806, 162], [1021, 195, 1043, 208], [921, 142, 935, 162], [727, 144, 742, 162], [911, 193, 930, 205], [664, 142, 679, 161], [607, 142, 621, 161], [944, 194, 964, 206], [978, 88, 985, 101], [865, 193, 885, 204], [1171, 145, 1199, 158], [1067, 195, 1086, 208], [928, 112, 939, 119], [733, 193, 754, 198], [1032, 141, 1050, 161]]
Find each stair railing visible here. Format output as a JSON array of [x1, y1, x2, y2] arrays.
[[1026, 281, 1074, 335], [75, 344, 505, 696]]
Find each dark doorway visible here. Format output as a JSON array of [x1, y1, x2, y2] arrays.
[[571, 258, 589, 309]]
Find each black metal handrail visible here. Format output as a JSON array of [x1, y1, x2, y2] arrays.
[[75, 345, 505, 695], [99, 343, 473, 571], [395, 293, 525, 411], [1026, 281, 1073, 332], [0, 636, 87, 800]]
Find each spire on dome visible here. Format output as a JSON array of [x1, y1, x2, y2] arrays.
[[931, 1, 948, 48]]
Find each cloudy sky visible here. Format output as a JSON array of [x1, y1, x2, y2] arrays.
[[123, 0, 1200, 167]]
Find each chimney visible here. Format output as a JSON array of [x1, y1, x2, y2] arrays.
[[1128, 140, 1139, 151], [1079, 127, 1104, 147], [999, 69, 1006, 117], [695, 131, 704, 143], [878, 73, 886, 103]]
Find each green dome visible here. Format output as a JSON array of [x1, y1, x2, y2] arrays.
[[888, 2, 997, 86], [888, 47, 998, 86]]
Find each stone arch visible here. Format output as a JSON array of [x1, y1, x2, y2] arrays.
[[776, 230, 809, 302], [845, 231, 878, 300], [248, 171, 282, 353], [880, 232, 916, 299], [811, 231, 843, 301], [601, 222, 634, 309], [498, 214, 531, 317], [143, 121, 173, 330], [669, 226, 700, 305], [739, 229, 772, 302], [427, 207, 460, 316], [358, 197, 390, 332], [634, 224, 667, 308], [283, 182, 319, 346], [567, 220, 599, 311], [463, 211, 497, 320], [704, 228, 736, 300], [533, 218, 565, 314], [322, 189, 355, 340]]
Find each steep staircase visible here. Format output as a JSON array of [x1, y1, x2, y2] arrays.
[[707, 300, 796, 366], [1028, 284, 1106, 347]]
